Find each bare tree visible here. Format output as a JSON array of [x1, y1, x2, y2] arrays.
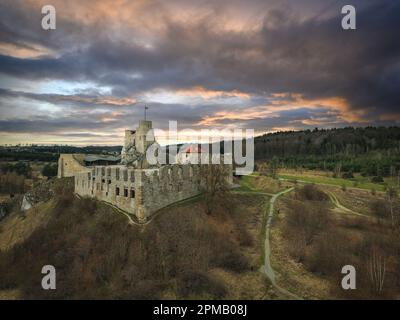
[[258, 163, 268, 176], [386, 186, 398, 227], [368, 246, 386, 295], [333, 162, 342, 178], [268, 156, 279, 179], [202, 165, 230, 215]]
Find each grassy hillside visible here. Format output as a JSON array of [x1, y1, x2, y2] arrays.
[[0, 180, 268, 299], [279, 170, 388, 192]]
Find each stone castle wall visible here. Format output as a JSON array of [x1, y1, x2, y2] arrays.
[[74, 163, 233, 222], [58, 154, 90, 178], [58, 119, 233, 222]]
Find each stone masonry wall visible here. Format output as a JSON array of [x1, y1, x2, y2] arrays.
[[58, 154, 89, 178], [74, 163, 232, 222]]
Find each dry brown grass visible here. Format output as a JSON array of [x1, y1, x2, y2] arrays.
[[278, 184, 400, 299], [251, 175, 292, 193], [0, 183, 265, 300]]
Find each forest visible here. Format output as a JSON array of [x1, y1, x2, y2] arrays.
[[254, 127, 400, 177]]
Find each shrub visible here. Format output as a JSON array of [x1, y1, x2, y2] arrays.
[[342, 171, 354, 179], [42, 163, 58, 178], [294, 184, 329, 202], [371, 176, 384, 183], [0, 172, 25, 194], [211, 244, 250, 273], [369, 199, 390, 219], [306, 229, 352, 275], [176, 271, 226, 299], [286, 200, 330, 245]]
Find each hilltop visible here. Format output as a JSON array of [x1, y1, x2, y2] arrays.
[[0, 179, 268, 299]]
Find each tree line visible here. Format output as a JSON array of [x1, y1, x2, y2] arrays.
[[253, 126, 400, 177]]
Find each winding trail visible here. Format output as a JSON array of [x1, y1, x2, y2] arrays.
[[261, 187, 302, 300], [327, 191, 371, 219], [244, 176, 374, 299], [279, 177, 373, 220]]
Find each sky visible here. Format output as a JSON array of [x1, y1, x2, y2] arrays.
[[0, 0, 399, 145]]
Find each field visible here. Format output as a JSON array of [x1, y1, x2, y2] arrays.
[[278, 169, 395, 192], [238, 173, 400, 299]]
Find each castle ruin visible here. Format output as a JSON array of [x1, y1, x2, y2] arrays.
[[58, 120, 233, 223]]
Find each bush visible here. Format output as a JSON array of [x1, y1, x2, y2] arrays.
[[306, 229, 352, 275], [342, 171, 354, 179], [286, 200, 330, 245], [294, 184, 329, 202], [371, 176, 384, 183], [176, 271, 226, 299], [212, 244, 250, 273], [0, 172, 25, 194], [42, 163, 58, 178], [369, 199, 390, 219], [12, 161, 32, 178]]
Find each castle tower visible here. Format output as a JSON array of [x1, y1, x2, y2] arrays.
[[135, 120, 155, 154], [124, 130, 136, 148]]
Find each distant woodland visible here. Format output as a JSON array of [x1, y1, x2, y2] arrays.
[[254, 127, 400, 177], [2, 126, 400, 178]]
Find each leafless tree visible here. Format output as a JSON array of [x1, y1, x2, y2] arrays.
[[368, 246, 386, 295], [202, 165, 230, 215], [258, 163, 268, 176], [386, 186, 398, 227]]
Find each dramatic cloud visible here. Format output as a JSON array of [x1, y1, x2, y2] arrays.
[[0, 0, 399, 144]]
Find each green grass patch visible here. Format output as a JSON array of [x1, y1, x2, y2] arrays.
[[279, 173, 386, 192], [237, 175, 257, 192]]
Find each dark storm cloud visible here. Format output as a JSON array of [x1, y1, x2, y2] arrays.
[[0, 118, 109, 133], [260, 0, 400, 113], [0, 0, 399, 142], [0, 88, 137, 108]]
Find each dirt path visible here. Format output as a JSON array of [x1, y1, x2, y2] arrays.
[[233, 191, 274, 197], [327, 191, 372, 219], [278, 176, 383, 194], [278, 177, 373, 219], [262, 187, 302, 300]]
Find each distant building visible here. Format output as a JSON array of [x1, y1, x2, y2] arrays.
[[176, 144, 206, 164]]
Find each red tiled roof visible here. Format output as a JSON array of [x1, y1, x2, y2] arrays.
[[179, 145, 205, 154]]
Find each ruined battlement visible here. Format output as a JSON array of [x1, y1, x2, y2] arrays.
[[74, 163, 232, 222], [59, 120, 233, 223]]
